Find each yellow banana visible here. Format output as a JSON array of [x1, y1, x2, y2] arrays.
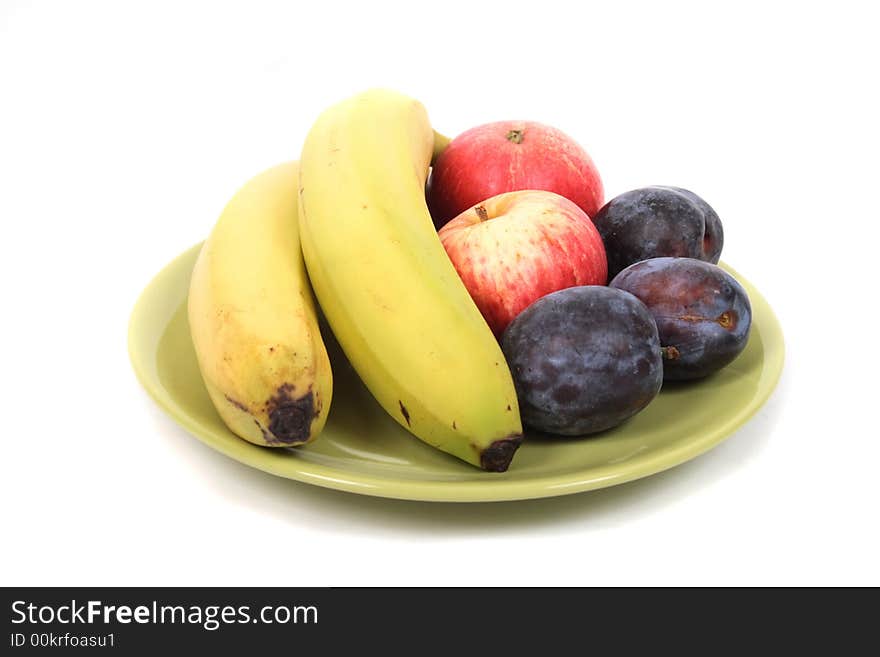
[[298, 89, 523, 471], [188, 162, 332, 447]]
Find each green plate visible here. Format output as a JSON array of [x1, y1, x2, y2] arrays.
[[129, 243, 784, 502]]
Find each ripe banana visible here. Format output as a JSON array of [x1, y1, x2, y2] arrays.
[[298, 89, 523, 471], [188, 162, 332, 447]]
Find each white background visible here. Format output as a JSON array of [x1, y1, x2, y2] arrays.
[[2, 0, 878, 586]]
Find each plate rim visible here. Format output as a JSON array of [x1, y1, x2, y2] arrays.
[[129, 243, 785, 503]]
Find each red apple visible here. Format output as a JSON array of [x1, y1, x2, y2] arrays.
[[439, 190, 608, 337], [427, 120, 604, 229]]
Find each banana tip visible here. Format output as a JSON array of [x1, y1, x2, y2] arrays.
[[267, 385, 317, 446], [480, 434, 524, 473]]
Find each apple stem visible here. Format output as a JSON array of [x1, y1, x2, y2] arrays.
[[506, 129, 524, 144], [475, 205, 489, 222]]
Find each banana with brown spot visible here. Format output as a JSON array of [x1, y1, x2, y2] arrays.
[[188, 162, 332, 446], [298, 90, 522, 471]]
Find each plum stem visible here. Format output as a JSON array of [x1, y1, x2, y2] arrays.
[[475, 204, 489, 222], [662, 346, 681, 360], [506, 129, 524, 144]]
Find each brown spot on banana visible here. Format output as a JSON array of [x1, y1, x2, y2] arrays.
[[254, 419, 272, 443], [399, 400, 411, 427], [224, 395, 250, 413]]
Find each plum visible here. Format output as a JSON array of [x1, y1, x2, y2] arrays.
[[610, 257, 751, 380], [500, 286, 663, 436], [592, 186, 724, 279]]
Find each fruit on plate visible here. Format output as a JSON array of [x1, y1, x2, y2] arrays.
[[298, 89, 523, 472], [426, 120, 604, 229], [188, 162, 333, 446], [438, 190, 607, 337], [610, 257, 752, 380], [593, 186, 724, 279], [501, 286, 663, 435]]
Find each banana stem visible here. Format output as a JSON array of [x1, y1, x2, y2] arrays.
[[431, 130, 451, 165]]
